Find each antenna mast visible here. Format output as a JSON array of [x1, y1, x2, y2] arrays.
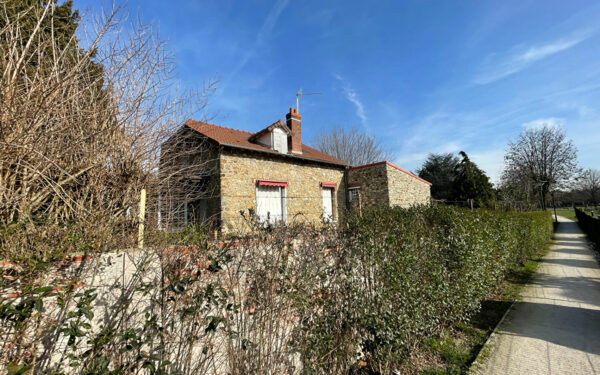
[[296, 88, 321, 112]]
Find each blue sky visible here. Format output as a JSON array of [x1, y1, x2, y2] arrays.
[[76, 0, 600, 183]]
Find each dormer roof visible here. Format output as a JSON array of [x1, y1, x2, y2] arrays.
[[247, 119, 292, 143]]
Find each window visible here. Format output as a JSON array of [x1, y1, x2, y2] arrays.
[[321, 187, 334, 222], [320, 183, 337, 222], [256, 181, 287, 224], [272, 129, 288, 153], [348, 187, 361, 209]]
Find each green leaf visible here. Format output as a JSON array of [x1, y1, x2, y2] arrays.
[[34, 298, 43, 312], [6, 362, 32, 375]]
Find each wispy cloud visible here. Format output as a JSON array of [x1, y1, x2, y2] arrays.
[[474, 31, 593, 85], [522, 117, 563, 130], [334, 74, 368, 129], [223, 0, 289, 88], [256, 0, 289, 45]]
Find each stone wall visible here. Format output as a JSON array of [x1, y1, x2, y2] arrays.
[[219, 148, 346, 233], [347, 162, 431, 210], [385, 164, 431, 207], [347, 163, 389, 209]]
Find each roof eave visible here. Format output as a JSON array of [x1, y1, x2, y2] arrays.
[[220, 143, 348, 168]]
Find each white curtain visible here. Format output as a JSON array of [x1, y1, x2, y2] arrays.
[[256, 185, 284, 224], [322, 187, 333, 222]]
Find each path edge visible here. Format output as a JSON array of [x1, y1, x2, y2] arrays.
[[467, 298, 515, 374], [468, 218, 560, 374]]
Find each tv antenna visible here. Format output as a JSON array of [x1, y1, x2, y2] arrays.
[[296, 88, 321, 112]]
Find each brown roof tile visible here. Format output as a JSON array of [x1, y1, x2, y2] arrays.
[[185, 119, 348, 166]]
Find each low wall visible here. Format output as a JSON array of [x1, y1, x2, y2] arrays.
[[575, 208, 600, 243]]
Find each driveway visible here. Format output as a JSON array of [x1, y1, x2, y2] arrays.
[[476, 216, 600, 375]]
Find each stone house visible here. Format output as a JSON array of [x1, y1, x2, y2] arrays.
[[159, 108, 431, 233], [347, 162, 432, 211]]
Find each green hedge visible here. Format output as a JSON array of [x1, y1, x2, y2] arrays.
[[298, 205, 552, 373], [1, 206, 552, 374]]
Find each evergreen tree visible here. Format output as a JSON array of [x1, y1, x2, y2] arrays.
[[453, 151, 495, 206], [1, 0, 105, 93], [1, 0, 116, 223], [417, 153, 459, 200]]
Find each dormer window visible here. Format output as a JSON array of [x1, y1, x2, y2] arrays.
[[272, 128, 287, 153], [248, 119, 292, 154]]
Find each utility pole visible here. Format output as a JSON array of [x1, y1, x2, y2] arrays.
[[551, 191, 558, 223], [535, 181, 548, 211], [138, 188, 146, 249]]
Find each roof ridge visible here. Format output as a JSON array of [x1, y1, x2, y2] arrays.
[[186, 119, 253, 135], [184, 118, 349, 166]]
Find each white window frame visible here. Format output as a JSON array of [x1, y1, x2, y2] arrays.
[[271, 128, 288, 154], [321, 185, 335, 223], [255, 183, 287, 225]]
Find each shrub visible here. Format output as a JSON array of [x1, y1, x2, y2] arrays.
[[295, 205, 552, 373], [0, 206, 552, 374]]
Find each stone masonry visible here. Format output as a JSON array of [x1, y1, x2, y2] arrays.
[[385, 163, 430, 207], [161, 110, 431, 234], [348, 162, 430, 209], [219, 148, 346, 232], [348, 162, 390, 207]]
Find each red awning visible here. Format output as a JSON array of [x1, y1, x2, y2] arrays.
[[258, 180, 288, 187], [320, 182, 337, 189]]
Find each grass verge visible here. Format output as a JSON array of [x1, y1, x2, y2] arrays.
[[403, 234, 552, 375], [549, 206, 600, 222], [549, 207, 577, 221]]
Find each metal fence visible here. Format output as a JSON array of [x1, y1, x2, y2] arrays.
[[574, 208, 600, 244], [430, 199, 536, 212]]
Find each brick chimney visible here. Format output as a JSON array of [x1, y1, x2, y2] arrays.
[[286, 108, 302, 154]]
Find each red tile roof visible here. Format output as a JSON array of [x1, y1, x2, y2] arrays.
[[185, 119, 349, 166]]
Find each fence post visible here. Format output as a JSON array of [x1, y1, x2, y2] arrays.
[[470, 199, 474, 211], [358, 192, 362, 217], [138, 188, 146, 249]]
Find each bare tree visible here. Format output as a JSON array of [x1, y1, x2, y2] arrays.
[[312, 127, 393, 166], [578, 168, 600, 206], [0, 0, 215, 261], [502, 124, 578, 204]]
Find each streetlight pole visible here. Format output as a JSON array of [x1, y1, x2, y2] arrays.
[[534, 180, 549, 212], [551, 190, 558, 223]]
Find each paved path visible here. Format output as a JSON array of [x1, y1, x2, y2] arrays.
[[477, 216, 600, 375]]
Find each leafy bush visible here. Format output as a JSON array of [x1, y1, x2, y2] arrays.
[[0, 206, 552, 375], [296, 205, 552, 373]]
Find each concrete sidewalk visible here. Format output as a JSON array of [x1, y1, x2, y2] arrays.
[[476, 216, 600, 375]]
